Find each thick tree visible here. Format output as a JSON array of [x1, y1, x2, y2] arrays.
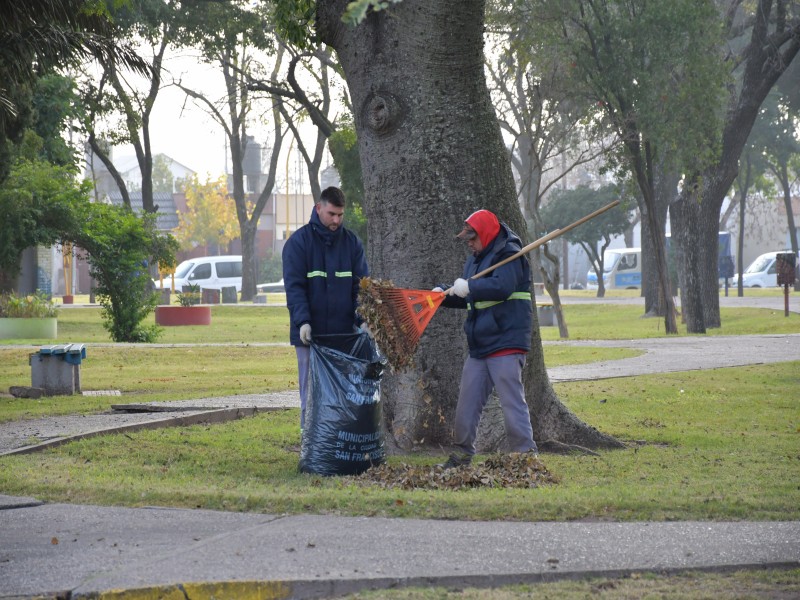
[[313, 0, 622, 451], [672, 0, 800, 329]]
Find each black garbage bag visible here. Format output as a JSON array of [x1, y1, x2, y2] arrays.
[[298, 331, 387, 476]]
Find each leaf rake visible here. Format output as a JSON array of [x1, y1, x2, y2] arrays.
[[358, 200, 620, 370]]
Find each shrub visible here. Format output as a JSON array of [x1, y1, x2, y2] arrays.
[[71, 203, 178, 342], [0, 292, 58, 318], [259, 250, 283, 283], [176, 284, 201, 307]]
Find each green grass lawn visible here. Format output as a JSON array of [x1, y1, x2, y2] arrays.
[[1, 302, 797, 524], [1, 300, 797, 346], [0, 343, 639, 422], [343, 569, 800, 600], [1, 299, 798, 597], [1, 361, 797, 523]]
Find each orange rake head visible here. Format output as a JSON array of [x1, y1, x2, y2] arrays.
[[357, 278, 446, 370], [379, 287, 446, 346]]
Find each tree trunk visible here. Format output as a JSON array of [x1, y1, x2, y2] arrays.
[[317, 0, 621, 451], [675, 0, 799, 322], [734, 158, 753, 297], [640, 209, 659, 314], [670, 187, 706, 333], [540, 248, 569, 339]]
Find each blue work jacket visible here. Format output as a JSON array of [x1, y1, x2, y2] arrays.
[[282, 208, 368, 346], [442, 223, 532, 358]]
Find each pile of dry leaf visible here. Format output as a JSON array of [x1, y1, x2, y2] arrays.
[[357, 277, 418, 371], [352, 452, 558, 491]]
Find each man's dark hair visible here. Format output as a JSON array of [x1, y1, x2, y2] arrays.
[[320, 186, 346, 208]]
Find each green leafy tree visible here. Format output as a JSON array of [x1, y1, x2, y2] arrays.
[[71, 202, 178, 342], [259, 250, 283, 283], [540, 185, 632, 298], [757, 91, 800, 268], [670, 0, 800, 330], [0, 133, 85, 291], [0, 0, 150, 182], [31, 74, 82, 168], [522, 0, 730, 334]]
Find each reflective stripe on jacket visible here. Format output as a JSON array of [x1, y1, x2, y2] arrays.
[[282, 208, 368, 346]]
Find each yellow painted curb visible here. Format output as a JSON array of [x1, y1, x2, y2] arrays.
[[91, 580, 292, 599]]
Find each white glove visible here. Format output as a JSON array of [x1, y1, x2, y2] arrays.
[[299, 323, 312, 345], [449, 278, 470, 298], [432, 287, 444, 293]]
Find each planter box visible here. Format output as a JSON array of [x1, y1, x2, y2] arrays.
[[0, 318, 58, 339], [155, 305, 211, 326]]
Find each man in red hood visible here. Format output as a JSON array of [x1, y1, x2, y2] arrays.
[[435, 209, 538, 469]]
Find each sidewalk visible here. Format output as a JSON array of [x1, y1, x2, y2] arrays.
[[2, 331, 799, 598], [2, 494, 798, 599]]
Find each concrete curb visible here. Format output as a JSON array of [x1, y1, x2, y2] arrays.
[[0, 406, 289, 457], [72, 563, 800, 600]]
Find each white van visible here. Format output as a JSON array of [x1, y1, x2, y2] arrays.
[[155, 255, 243, 292], [732, 251, 799, 288], [586, 248, 642, 290]]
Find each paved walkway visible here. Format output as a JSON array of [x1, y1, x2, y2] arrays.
[[1, 300, 799, 598], [2, 497, 798, 599]]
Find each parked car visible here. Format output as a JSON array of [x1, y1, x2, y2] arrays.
[[256, 279, 285, 293], [732, 250, 799, 288], [587, 248, 641, 290], [155, 255, 243, 292]]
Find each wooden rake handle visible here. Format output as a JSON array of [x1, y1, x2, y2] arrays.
[[469, 199, 621, 281]]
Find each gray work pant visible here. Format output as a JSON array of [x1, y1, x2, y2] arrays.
[[454, 354, 537, 456], [296, 345, 310, 429]]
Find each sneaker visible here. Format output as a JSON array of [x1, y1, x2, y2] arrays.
[[438, 453, 472, 469]]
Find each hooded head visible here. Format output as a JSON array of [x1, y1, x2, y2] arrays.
[[456, 209, 501, 249]]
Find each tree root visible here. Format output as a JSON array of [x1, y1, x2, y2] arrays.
[[537, 438, 606, 456]]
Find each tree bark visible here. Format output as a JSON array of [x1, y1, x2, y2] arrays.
[[670, 186, 706, 333], [317, 0, 621, 451]]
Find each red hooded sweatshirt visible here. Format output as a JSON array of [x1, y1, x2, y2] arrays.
[[464, 209, 501, 248]]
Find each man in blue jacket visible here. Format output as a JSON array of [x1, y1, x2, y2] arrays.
[[282, 186, 368, 429], [436, 209, 538, 469]]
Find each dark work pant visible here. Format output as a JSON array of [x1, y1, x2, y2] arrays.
[[454, 354, 537, 455]]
